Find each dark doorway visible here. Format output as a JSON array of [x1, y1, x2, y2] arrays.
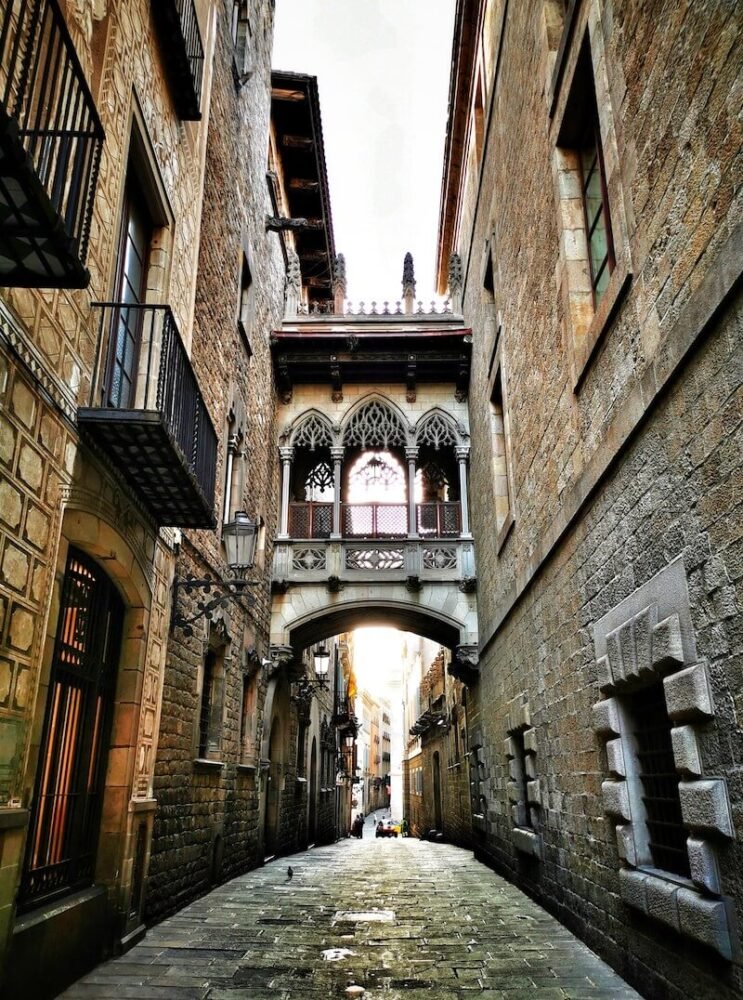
[[432, 751, 443, 831], [308, 737, 318, 843], [20, 549, 124, 911]]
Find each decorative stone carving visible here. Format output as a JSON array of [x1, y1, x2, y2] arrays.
[[291, 413, 334, 451], [448, 253, 463, 313], [449, 644, 479, 685], [285, 250, 302, 318], [332, 253, 347, 313], [592, 560, 736, 959], [402, 252, 416, 314], [343, 399, 407, 449], [415, 411, 459, 450]]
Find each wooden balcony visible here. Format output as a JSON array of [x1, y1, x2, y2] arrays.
[[152, 0, 204, 121], [0, 0, 104, 287], [78, 304, 217, 528]]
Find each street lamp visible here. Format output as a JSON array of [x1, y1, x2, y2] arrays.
[[171, 512, 260, 635], [313, 644, 330, 678]]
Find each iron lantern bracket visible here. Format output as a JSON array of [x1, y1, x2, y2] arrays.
[[171, 576, 259, 635]]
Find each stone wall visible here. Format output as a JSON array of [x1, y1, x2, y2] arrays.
[[145, 0, 285, 922], [0, 0, 219, 986], [452, 1, 743, 997]]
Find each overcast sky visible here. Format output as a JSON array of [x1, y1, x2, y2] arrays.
[[272, 0, 456, 305]]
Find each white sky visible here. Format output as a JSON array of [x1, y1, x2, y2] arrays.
[[272, 0, 456, 305]]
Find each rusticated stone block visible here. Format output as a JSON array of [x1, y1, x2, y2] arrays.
[[596, 655, 613, 692], [677, 888, 732, 959], [670, 725, 702, 776], [523, 728, 537, 753], [633, 604, 657, 677], [525, 755, 537, 780], [615, 824, 637, 866], [651, 614, 685, 669], [645, 875, 680, 931], [504, 736, 517, 758], [602, 780, 630, 820], [619, 868, 647, 913], [507, 780, 521, 804], [679, 779, 733, 838], [526, 778, 541, 806], [606, 737, 625, 777], [664, 663, 713, 721], [687, 837, 721, 894], [592, 698, 620, 737], [512, 826, 541, 856]]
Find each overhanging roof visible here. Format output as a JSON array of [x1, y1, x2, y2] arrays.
[[271, 71, 336, 304]]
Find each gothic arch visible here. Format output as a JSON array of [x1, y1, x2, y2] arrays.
[[414, 408, 464, 450], [341, 394, 411, 449], [286, 409, 336, 451]]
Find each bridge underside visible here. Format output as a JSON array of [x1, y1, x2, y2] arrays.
[[272, 593, 475, 654]]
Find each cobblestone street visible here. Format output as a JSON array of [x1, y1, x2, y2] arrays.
[[63, 821, 639, 999]]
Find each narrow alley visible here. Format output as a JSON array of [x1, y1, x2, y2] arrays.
[[62, 825, 639, 999]]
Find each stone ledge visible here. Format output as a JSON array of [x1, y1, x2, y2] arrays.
[[193, 758, 226, 772], [620, 868, 733, 960], [0, 807, 29, 830]]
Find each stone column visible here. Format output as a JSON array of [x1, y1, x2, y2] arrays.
[[278, 446, 294, 538], [331, 446, 344, 539], [456, 446, 471, 537], [406, 446, 419, 537]]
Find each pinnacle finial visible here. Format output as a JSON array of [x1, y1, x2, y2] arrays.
[[448, 253, 463, 313], [402, 252, 416, 314], [332, 253, 347, 314], [285, 249, 302, 317]]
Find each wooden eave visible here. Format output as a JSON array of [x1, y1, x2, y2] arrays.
[[435, 0, 485, 293], [271, 71, 336, 304]]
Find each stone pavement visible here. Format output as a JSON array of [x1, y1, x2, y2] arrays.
[[62, 833, 640, 999]]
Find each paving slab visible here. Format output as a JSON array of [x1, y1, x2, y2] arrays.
[[61, 836, 640, 999]]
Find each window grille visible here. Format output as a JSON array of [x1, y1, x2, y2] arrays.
[[631, 684, 689, 877], [19, 550, 123, 911], [578, 92, 615, 303], [198, 651, 216, 758]]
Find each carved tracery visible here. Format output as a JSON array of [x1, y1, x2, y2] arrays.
[[343, 400, 407, 449]]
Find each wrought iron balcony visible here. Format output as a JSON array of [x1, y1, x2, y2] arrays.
[[0, 0, 104, 287], [288, 501, 461, 540], [152, 0, 204, 121], [78, 304, 217, 528]]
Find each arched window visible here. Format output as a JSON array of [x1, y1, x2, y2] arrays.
[[292, 413, 333, 452], [304, 460, 334, 502], [343, 399, 407, 449], [348, 451, 405, 503]]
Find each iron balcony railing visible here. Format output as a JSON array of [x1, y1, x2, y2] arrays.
[[0, 0, 104, 283], [81, 303, 217, 525], [152, 0, 204, 120], [287, 500, 461, 540]]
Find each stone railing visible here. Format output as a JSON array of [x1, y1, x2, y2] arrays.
[[272, 537, 475, 585]]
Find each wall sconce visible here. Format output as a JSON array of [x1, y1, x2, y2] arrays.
[[293, 644, 331, 702], [171, 512, 259, 636]]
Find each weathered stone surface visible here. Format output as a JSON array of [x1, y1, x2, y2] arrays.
[[664, 663, 714, 722], [65, 836, 640, 998], [678, 779, 734, 838]]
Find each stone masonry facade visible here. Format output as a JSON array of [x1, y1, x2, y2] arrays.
[[438, 1, 743, 998]]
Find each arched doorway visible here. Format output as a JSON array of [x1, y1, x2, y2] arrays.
[[308, 737, 318, 842], [264, 716, 282, 857], [433, 751, 443, 830], [19, 548, 125, 911]]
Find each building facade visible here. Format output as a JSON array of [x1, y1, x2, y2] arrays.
[[437, 1, 743, 997]]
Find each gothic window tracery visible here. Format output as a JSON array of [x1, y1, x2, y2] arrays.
[[292, 413, 334, 451], [416, 411, 459, 450], [348, 451, 405, 503], [304, 461, 334, 502], [343, 400, 407, 449]]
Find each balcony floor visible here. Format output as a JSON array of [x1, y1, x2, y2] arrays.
[[77, 407, 216, 529], [0, 107, 89, 288]]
